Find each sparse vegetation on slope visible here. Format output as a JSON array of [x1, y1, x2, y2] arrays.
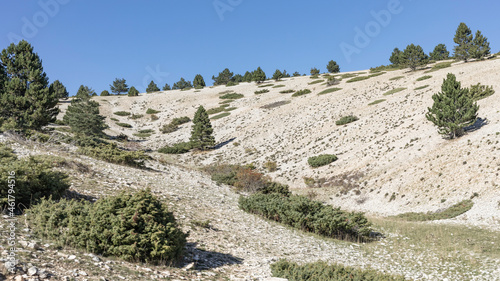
[[292, 89, 311, 97], [271, 260, 406, 281], [308, 154, 338, 167], [336, 115, 359, 125], [392, 200, 474, 221], [318, 88, 342, 95]]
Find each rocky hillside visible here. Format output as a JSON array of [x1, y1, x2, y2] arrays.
[[60, 58, 500, 230]]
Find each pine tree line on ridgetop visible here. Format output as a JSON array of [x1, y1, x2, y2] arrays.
[[389, 22, 491, 70]]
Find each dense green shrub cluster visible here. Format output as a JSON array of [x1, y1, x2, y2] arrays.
[[116, 122, 132, 128], [28, 189, 187, 264], [146, 108, 160, 114], [160, 116, 191, 134], [416, 75, 432, 81], [308, 154, 338, 167], [469, 83, 495, 100], [254, 89, 270, 94], [346, 76, 370, 83], [158, 142, 193, 154], [220, 93, 244, 99], [210, 112, 230, 120], [393, 200, 474, 221], [78, 141, 149, 167], [318, 88, 341, 95], [206, 106, 226, 115], [0, 144, 69, 211], [239, 193, 372, 240], [129, 114, 143, 120], [291, 89, 312, 97], [114, 111, 131, 116], [271, 260, 406, 281], [335, 115, 359, 125], [279, 89, 295, 94]]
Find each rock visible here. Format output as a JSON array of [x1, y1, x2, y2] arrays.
[[27, 266, 37, 276], [67, 255, 76, 260], [262, 278, 288, 281], [79, 270, 88, 276], [183, 262, 195, 271], [27, 242, 41, 250], [14, 276, 25, 281], [92, 256, 101, 262]]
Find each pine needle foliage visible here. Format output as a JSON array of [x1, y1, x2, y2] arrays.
[[146, 80, 160, 93], [189, 106, 215, 150], [426, 73, 479, 139]]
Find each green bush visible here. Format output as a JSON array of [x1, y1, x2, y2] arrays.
[[0, 144, 69, 211], [28, 189, 187, 264], [114, 111, 131, 116], [171, 116, 191, 126], [308, 79, 324, 85], [220, 93, 244, 99], [206, 106, 226, 115], [346, 76, 370, 83], [116, 122, 132, 128], [335, 115, 359, 125], [78, 142, 149, 167], [210, 112, 230, 120], [308, 154, 338, 167], [254, 89, 270, 94], [261, 100, 291, 109], [291, 89, 312, 97], [326, 76, 340, 86], [469, 83, 495, 100], [239, 193, 372, 240], [271, 260, 406, 281], [368, 99, 386, 106], [279, 89, 295, 94], [426, 61, 452, 73], [369, 64, 400, 73], [415, 85, 429, 90], [226, 81, 239, 87], [393, 200, 474, 221], [272, 84, 286, 88], [158, 142, 193, 154], [146, 108, 160, 114], [318, 88, 341, 95], [258, 83, 274, 88], [416, 75, 432, 81], [383, 87, 407, 96], [389, 76, 405, 81]]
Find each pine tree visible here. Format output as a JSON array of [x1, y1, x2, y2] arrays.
[[146, 80, 160, 93], [292, 71, 301, 77], [75, 85, 95, 100], [401, 44, 429, 71], [252, 67, 266, 83], [63, 98, 107, 137], [0, 40, 59, 131], [243, 71, 253, 82], [128, 86, 139, 96], [272, 69, 283, 81], [193, 74, 206, 88], [233, 74, 244, 83], [172, 78, 193, 90], [162, 83, 171, 91], [310, 68, 320, 75], [100, 90, 110, 96], [282, 70, 290, 78], [110, 78, 129, 95], [189, 106, 215, 150], [453, 22, 473, 62], [49, 80, 69, 100], [429, 44, 450, 61], [471, 30, 491, 60], [426, 73, 478, 139], [326, 60, 340, 73], [389, 48, 402, 66], [212, 68, 234, 85]]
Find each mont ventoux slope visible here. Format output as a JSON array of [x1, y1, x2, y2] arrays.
[[59, 58, 500, 230]]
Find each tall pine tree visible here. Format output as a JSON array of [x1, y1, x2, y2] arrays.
[[401, 44, 429, 71], [49, 80, 69, 100], [162, 83, 171, 91], [63, 98, 107, 137], [252, 67, 266, 83], [110, 78, 129, 95], [453, 22, 473, 62], [471, 30, 491, 59], [75, 85, 95, 100], [326, 60, 340, 73], [0, 40, 59, 131], [212, 68, 234, 85], [128, 86, 139, 96], [389, 48, 402, 66], [193, 74, 206, 88], [146, 80, 160, 93], [426, 73, 478, 139], [429, 44, 450, 61], [189, 106, 215, 150], [272, 69, 283, 81]]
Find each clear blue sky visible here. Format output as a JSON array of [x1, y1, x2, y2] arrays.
[[1, 0, 498, 95]]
